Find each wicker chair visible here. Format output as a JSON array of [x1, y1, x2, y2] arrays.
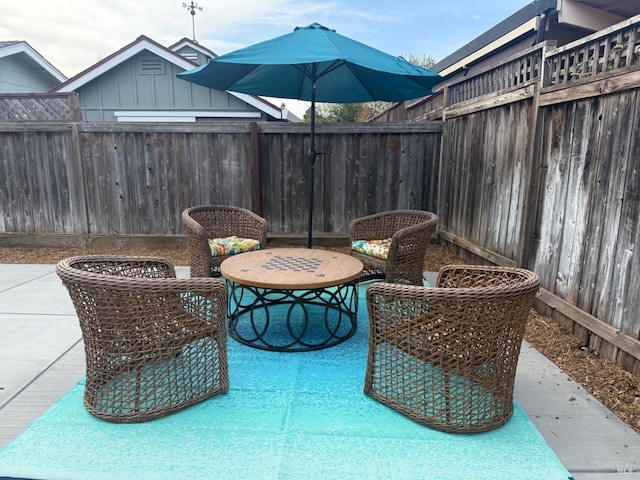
[[364, 265, 540, 433], [56, 255, 229, 423], [349, 209, 438, 285], [182, 205, 268, 278]]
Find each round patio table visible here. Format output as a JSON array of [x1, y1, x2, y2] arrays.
[[221, 248, 363, 352]]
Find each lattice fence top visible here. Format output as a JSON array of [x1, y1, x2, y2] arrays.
[[0, 94, 80, 121]]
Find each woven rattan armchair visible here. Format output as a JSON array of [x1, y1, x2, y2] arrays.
[[364, 265, 540, 433], [182, 205, 268, 277], [56, 255, 229, 423], [349, 209, 438, 285]]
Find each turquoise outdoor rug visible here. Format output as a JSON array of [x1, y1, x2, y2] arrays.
[[0, 283, 571, 480]]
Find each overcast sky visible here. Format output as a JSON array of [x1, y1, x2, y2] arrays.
[[2, 0, 533, 116]]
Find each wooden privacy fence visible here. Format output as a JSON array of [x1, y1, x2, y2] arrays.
[[436, 15, 640, 374], [0, 121, 442, 246]]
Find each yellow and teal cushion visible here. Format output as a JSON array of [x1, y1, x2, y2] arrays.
[[208, 236, 261, 257], [351, 239, 391, 260]]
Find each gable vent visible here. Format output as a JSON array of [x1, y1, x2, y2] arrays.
[[138, 56, 165, 75], [181, 52, 199, 62]]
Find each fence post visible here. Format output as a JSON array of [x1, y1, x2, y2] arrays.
[[250, 121, 262, 215], [67, 94, 83, 121]]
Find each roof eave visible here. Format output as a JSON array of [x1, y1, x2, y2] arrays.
[[0, 41, 67, 82], [432, 0, 557, 74]]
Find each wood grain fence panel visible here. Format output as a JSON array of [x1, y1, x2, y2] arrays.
[[85, 132, 120, 234], [360, 132, 380, 215], [38, 133, 65, 232], [120, 133, 135, 234], [425, 132, 441, 210], [173, 132, 191, 228], [615, 93, 640, 370], [19, 133, 36, 233], [481, 108, 500, 252], [438, 121, 454, 233], [443, 102, 534, 263], [151, 133, 171, 234], [404, 130, 438, 212], [112, 132, 129, 235], [343, 131, 366, 223], [575, 98, 606, 328], [600, 91, 639, 337], [200, 132, 222, 206], [449, 117, 467, 239], [436, 23, 640, 371], [506, 103, 532, 260], [185, 133, 209, 206], [259, 129, 307, 233], [0, 134, 22, 232], [327, 134, 348, 233], [441, 117, 465, 238], [587, 93, 629, 357], [317, 134, 338, 232], [469, 111, 488, 246], [492, 106, 510, 256], [164, 133, 185, 234], [454, 118, 470, 240], [531, 104, 571, 308], [591, 94, 631, 348], [0, 133, 14, 232], [325, 132, 349, 232], [143, 133, 166, 234], [553, 101, 589, 306], [257, 131, 281, 231], [1, 122, 440, 239]]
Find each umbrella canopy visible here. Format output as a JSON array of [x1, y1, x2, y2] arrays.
[[178, 23, 441, 247]]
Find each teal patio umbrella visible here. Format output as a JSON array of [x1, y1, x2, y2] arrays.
[[178, 23, 441, 247]]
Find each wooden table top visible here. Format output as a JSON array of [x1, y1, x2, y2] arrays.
[[220, 248, 363, 289]]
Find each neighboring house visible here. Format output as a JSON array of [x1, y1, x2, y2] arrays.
[[372, 0, 640, 122], [433, 0, 640, 84], [0, 41, 67, 93], [52, 35, 300, 123]]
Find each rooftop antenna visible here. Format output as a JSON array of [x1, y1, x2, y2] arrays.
[[183, 1, 203, 42]]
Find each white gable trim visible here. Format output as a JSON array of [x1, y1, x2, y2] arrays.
[[439, 19, 538, 78], [55, 40, 194, 93], [0, 42, 67, 82]]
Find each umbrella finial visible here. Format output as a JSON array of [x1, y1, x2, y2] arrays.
[[295, 23, 335, 33]]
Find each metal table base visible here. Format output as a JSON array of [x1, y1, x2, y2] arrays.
[[226, 281, 358, 352]]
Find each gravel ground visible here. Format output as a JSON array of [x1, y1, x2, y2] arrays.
[[1, 244, 638, 433]]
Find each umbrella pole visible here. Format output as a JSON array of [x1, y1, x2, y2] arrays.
[[307, 81, 317, 249]]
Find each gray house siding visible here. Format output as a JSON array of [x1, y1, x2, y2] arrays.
[[78, 51, 266, 122], [0, 54, 60, 93]]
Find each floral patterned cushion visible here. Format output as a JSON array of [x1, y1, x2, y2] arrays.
[[351, 239, 391, 260], [208, 236, 261, 257]]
